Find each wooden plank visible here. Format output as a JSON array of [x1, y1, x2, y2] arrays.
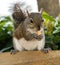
[[0, 51, 60, 65]]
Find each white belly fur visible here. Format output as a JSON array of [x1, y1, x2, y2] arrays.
[[13, 36, 45, 51]]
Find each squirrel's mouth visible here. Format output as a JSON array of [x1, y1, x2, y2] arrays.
[[27, 28, 41, 34]]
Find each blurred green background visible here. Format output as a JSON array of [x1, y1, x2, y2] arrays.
[[0, 11, 60, 52]]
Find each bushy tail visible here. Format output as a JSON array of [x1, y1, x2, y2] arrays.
[[11, 3, 26, 28]]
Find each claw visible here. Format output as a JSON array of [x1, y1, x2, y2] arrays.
[[42, 48, 52, 53], [10, 50, 18, 54]]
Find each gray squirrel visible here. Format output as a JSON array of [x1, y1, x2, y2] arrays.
[[12, 3, 45, 51]]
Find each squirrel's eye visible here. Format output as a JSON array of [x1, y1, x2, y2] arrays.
[[30, 18, 33, 23], [42, 19, 44, 22]]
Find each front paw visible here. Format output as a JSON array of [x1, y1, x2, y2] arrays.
[[37, 35, 43, 40], [33, 33, 43, 40]]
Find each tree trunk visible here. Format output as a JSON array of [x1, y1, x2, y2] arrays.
[[37, 0, 60, 17]]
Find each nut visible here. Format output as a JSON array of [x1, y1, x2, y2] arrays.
[[36, 31, 41, 35]]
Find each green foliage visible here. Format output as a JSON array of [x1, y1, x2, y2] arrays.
[[42, 11, 60, 50], [0, 16, 13, 52]]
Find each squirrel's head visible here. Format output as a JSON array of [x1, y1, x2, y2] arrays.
[[23, 10, 44, 35]]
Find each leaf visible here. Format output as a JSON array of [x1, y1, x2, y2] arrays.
[[0, 16, 13, 51], [42, 11, 55, 22]]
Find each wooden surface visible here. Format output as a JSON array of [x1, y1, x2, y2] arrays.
[[0, 51, 60, 65]]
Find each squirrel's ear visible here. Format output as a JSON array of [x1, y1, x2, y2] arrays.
[[26, 10, 30, 17], [39, 8, 43, 14]]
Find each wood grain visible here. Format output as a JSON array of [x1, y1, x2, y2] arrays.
[[0, 51, 60, 65]]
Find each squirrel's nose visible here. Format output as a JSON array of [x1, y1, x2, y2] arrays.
[[36, 31, 41, 35]]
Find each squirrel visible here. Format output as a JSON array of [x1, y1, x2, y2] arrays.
[[11, 3, 45, 51]]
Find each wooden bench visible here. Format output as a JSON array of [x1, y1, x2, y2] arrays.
[[0, 51, 60, 65]]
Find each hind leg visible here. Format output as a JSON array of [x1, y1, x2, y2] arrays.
[[13, 37, 24, 51], [42, 48, 52, 53]]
